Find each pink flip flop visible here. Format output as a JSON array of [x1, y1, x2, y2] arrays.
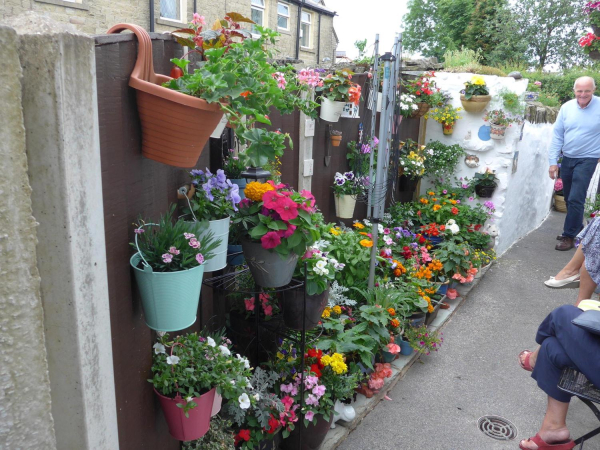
[[519, 433, 575, 449], [518, 350, 534, 372]]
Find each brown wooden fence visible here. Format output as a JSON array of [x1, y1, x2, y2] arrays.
[[94, 32, 420, 449]]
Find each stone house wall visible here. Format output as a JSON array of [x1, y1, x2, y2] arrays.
[[0, 0, 336, 65]]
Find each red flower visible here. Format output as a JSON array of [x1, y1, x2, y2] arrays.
[[266, 414, 280, 434], [451, 207, 459, 215], [307, 348, 322, 359], [240, 90, 252, 98], [261, 231, 281, 249], [474, 224, 482, 231], [310, 364, 322, 377], [235, 429, 251, 445], [418, 235, 426, 244]]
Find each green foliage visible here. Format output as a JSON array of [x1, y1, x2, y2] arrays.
[[498, 88, 525, 116], [525, 70, 600, 104], [463, 0, 509, 64], [182, 416, 235, 450], [443, 46, 482, 68], [404, 325, 442, 354], [537, 92, 561, 108], [432, 235, 474, 278], [423, 140, 466, 179], [585, 194, 600, 219]]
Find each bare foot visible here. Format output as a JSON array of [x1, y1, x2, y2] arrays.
[[519, 428, 571, 449]]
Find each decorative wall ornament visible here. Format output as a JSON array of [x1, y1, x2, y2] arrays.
[[464, 154, 480, 168]]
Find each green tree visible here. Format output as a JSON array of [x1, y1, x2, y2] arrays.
[[402, 0, 474, 61], [488, 0, 585, 69], [463, 0, 508, 64]]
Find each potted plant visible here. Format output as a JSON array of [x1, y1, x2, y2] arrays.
[[232, 181, 320, 287], [585, 1, 600, 34], [579, 31, 600, 60], [330, 129, 343, 147], [471, 168, 498, 198], [352, 39, 373, 72], [460, 75, 491, 113], [403, 324, 443, 355], [331, 171, 365, 219], [223, 149, 248, 199], [433, 235, 478, 285], [283, 245, 345, 330], [483, 109, 516, 140], [149, 331, 253, 441], [399, 139, 426, 180], [226, 367, 296, 449], [524, 81, 542, 102], [422, 141, 466, 180], [184, 168, 242, 272], [398, 93, 420, 118], [424, 104, 463, 135], [554, 177, 567, 212], [130, 205, 217, 331], [316, 69, 362, 122], [182, 416, 236, 450], [402, 71, 440, 117]]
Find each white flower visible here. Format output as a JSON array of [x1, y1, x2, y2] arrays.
[[230, 380, 236, 385], [153, 343, 166, 354], [186, 396, 193, 402], [445, 220, 460, 235], [446, 219, 456, 225], [239, 393, 251, 410], [315, 260, 327, 270], [207, 337, 216, 347], [363, 219, 372, 227], [237, 353, 250, 369], [322, 268, 329, 275], [166, 355, 180, 365], [427, 149, 434, 155], [253, 393, 260, 401], [378, 224, 384, 234], [218, 345, 231, 356]]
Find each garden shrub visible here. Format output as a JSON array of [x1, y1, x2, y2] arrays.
[[525, 69, 600, 104], [443, 47, 482, 68]]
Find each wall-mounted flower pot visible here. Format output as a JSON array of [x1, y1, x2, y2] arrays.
[[320, 97, 346, 122], [442, 122, 455, 135], [524, 92, 540, 102], [474, 184, 496, 198], [589, 49, 600, 61], [188, 217, 230, 272], [155, 387, 215, 441], [330, 134, 342, 147], [107, 23, 224, 168], [130, 252, 204, 331], [411, 102, 430, 118], [241, 239, 298, 288], [460, 94, 491, 114], [490, 124, 507, 140], [334, 194, 356, 218]]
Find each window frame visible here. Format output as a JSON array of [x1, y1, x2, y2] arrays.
[[159, 0, 186, 23], [277, 1, 291, 31], [300, 11, 312, 49], [34, 0, 89, 11], [251, 0, 266, 35]]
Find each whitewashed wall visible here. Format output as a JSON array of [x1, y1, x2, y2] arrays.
[[420, 72, 555, 255]]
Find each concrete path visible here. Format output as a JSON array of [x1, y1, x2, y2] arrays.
[[337, 211, 600, 450]]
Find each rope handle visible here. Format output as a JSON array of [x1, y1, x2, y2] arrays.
[[134, 223, 159, 271]]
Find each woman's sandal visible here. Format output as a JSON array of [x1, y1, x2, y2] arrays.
[[518, 350, 534, 372], [519, 433, 575, 449]]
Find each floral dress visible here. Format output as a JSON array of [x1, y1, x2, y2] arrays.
[[577, 215, 600, 285]]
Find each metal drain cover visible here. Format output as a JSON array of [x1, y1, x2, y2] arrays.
[[477, 415, 518, 441]]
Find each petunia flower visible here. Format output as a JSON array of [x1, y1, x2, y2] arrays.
[[238, 393, 251, 410], [166, 355, 180, 365], [153, 343, 166, 354], [261, 231, 282, 249]]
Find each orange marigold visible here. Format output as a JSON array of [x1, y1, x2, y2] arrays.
[[353, 222, 365, 229], [433, 204, 442, 211], [428, 304, 434, 313], [244, 181, 275, 202], [420, 198, 429, 204], [390, 318, 400, 328], [387, 307, 396, 316], [359, 239, 373, 248], [450, 199, 457, 205]]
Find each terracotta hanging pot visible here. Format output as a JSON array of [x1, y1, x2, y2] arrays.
[[460, 94, 491, 114], [107, 23, 224, 168], [330, 133, 342, 147]]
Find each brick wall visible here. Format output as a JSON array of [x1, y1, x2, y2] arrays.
[[0, 0, 336, 65]]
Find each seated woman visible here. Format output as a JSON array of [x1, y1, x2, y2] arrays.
[[518, 304, 600, 450], [545, 215, 600, 306]]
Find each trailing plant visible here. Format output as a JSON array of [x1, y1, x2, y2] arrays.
[[404, 324, 443, 355], [399, 92, 420, 117], [422, 141, 465, 179], [498, 88, 525, 116], [131, 204, 218, 272], [182, 416, 236, 450], [399, 139, 426, 179]]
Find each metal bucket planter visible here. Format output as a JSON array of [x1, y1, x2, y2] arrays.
[[226, 244, 245, 266], [155, 387, 216, 441], [196, 217, 230, 272], [408, 311, 426, 327], [395, 336, 414, 356], [434, 280, 449, 295], [130, 252, 204, 332], [281, 286, 329, 331], [107, 24, 224, 168], [334, 194, 356, 219], [241, 240, 299, 288], [320, 97, 345, 122]]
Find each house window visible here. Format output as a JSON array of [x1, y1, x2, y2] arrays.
[[160, 0, 182, 21], [251, 0, 266, 33], [300, 11, 311, 48], [277, 2, 290, 30]]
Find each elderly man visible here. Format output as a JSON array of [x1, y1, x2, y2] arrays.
[[549, 76, 600, 251]]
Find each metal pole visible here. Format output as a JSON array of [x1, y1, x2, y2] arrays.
[[367, 34, 380, 218], [368, 51, 396, 289]]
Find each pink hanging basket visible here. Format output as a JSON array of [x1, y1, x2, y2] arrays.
[[155, 387, 216, 441]]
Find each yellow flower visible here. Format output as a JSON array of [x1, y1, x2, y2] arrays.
[[359, 239, 373, 248], [244, 181, 274, 202], [330, 227, 341, 236], [333, 305, 342, 314], [353, 222, 365, 229], [320, 355, 333, 366], [450, 200, 457, 205], [321, 308, 331, 318], [433, 204, 442, 211], [331, 360, 348, 374], [471, 75, 485, 86]]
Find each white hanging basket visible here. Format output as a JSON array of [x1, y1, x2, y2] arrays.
[[334, 194, 356, 219], [320, 98, 346, 122]]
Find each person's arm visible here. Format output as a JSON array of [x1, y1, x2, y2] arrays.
[[548, 106, 565, 166]]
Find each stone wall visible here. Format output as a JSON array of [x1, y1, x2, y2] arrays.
[[0, 0, 336, 65], [0, 25, 57, 450], [421, 72, 555, 256]]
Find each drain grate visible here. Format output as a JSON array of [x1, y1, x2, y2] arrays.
[[477, 415, 518, 441]]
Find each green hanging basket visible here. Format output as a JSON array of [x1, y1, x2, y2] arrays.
[[130, 224, 205, 332]]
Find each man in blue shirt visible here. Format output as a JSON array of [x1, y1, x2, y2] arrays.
[[548, 76, 600, 251]]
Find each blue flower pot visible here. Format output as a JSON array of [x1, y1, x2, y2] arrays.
[[435, 281, 449, 295], [426, 235, 444, 247]]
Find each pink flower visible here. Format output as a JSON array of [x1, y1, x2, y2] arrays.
[[244, 298, 255, 311], [304, 375, 319, 389], [368, 376, 384, 390], [305, 411, 315, 421], [386, 343, 400, 354], [261, 231, 281, 249], [263, 304, 273, 316], [446, 288, 458, 299], [169, 246, 180, 255], [134, 228, 145, 234], [162, 253, 173, 263], [281, 395, 295, 410], [189, 238, 200, 248], [184, 232, 195, 239], [273, 197, 299, 221], [259, 293, 270, 304], [464, 274, 474, 283], [302, 248, 317, 260], [305, 394, 319, 406], [280, 224, 296, 238], [263, 190, 282, 209], [192, 13, 206, 25], [195, 253, 204, 265], [312, 384, 326, 398]]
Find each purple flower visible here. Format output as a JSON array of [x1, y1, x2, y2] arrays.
[[456, 200, 461, 204], [372, 136, 379, 145], [442, 190, 448, 194], [462, 184, 468, 189], [305, 394, 319, 406], [134, 228, 145, 234], [335, 178, 345, 186], [196, 253, 204, 264], [344, 171, 355, 181], [484, 201, 495, 209], [469, 197, 474, 201], [305, 411, 315, 421], [361, 144, 371, 154], [190, 169, 204, 177], [162, 253, 173, 263], [189, 238, 200, 249]]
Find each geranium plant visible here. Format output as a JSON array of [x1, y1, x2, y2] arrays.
[[483, 109, 516, 127], [462, 75, 489, 99], [331, 171, 367, 196], [584, 1, 600, 26], [233, 181, 320, 257], [425, 104, 463, 127], [149, 331, 253, 415], [402, 71, 440, 105], [131, 205, 217, 271], [433, 236, 478, 283], [185, 168, 242, 221], [316, 69, 362, 104]]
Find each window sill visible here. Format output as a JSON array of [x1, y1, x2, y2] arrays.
[[35, 0, 89, 10], [156, 17, 186, 28], [300, 46, 315, 54], [278, 27, 291, 34]]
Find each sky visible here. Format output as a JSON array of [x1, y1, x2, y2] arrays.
[[324, 0, 409, 60]]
